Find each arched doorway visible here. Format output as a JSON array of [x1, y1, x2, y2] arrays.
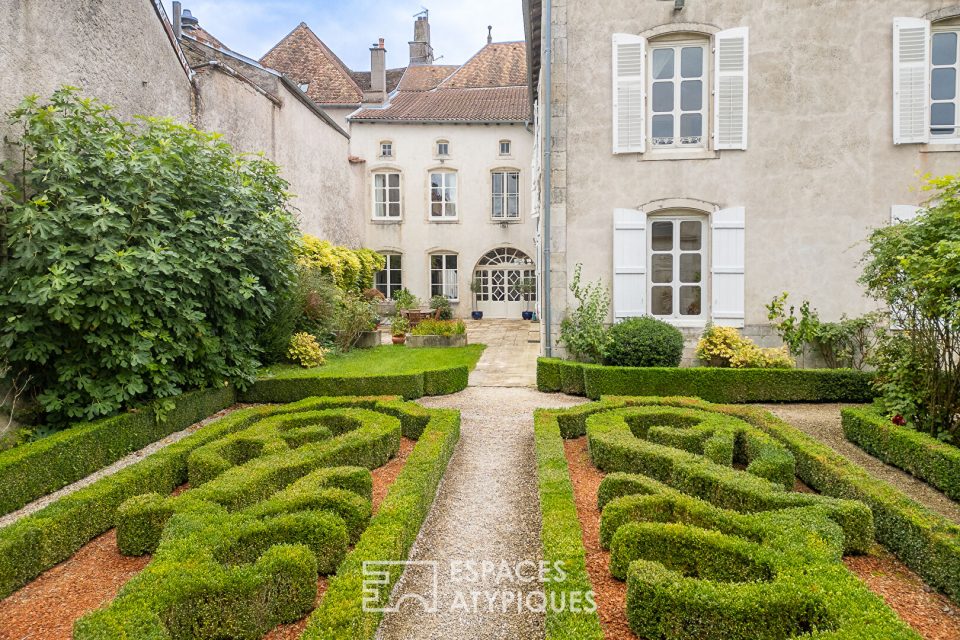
[[473, 248, 536, 319]]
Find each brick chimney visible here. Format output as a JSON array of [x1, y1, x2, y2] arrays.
[[364, 38, 387, 103], [408, 11, 434, 66]]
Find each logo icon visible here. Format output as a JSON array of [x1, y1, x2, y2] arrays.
[[362, 561, 439, 613]]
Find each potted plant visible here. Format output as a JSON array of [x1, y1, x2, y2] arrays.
[[393, 288, 418, 313], [430, 295, 453, 320], [512, 277, 537, 321], [469, 277, 483, 320], [391, 316, 409, 345]]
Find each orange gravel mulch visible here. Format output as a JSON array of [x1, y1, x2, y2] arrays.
[[0, 530, 150, 640], [563, 437, 637, 640], [846, 547, 960, 640]]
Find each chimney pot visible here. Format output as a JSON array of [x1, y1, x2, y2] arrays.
[[366, 37, 387, 103]]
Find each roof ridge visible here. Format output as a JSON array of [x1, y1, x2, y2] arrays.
[[261, 22, 363, 98]]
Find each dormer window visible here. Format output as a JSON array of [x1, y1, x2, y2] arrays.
[[436, 140, 450, 157], [499, 140, 512, 156], [380, 141, 393, 158]]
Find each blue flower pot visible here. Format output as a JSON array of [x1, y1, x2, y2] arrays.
[[471, 311, 484, 320], [522, 311, 534, 321]]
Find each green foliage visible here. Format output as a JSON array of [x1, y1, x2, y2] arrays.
[[429, 295, 453, 320], [533, 409, 605, 640], [288, 333, 328, 368], [860, 176, 960, 441], [766, 293, 881, 369], [391, 288, 418, 311], [390, 317, 409, 337], [697, 325, 794, 369], [602, 317, 683, 367], [537, 358, 875, 403], [410, 319, 466, 337], [843, 407, 960, 501], [259, 267, 340, 364], [332, 292, 378, 352], [296, 235, 385, 293], [0, 88, 298, 424], [559, 264, 610, 362], [0, 386, 234, 518]]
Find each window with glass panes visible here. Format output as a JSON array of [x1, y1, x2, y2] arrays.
[[492, 170, 520, 219], [375, 253, 402, 299], [373, 173, 401, 218], [430, 172, 457, 218], [650, 41, 708, 148], [932, 29, 960, 139], [437, 140, 450, 156], [499, 140, 511, 155], [380, 141, 393, 157], [430, 253, 458, 299], [649, 217, 706, 319]]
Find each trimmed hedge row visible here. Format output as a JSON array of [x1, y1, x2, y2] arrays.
[[0, 385, 235, 517], [612, 397, 960, 603], [533, 409, 605, 640], [585, 404, 873, 554], [843, 407, 960, 501], [537, 358, 875, 403], [301, 407, 461, 638], [240, 366, 470, 403]]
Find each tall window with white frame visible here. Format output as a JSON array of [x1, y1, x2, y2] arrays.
[[429, 172, 457, 219], [430, 253, 458, 300], [375, 253, 402, 299], [932, 28, 960, 140], [649, 216, 706, 321], [491, 170, 520, 219], [373, 172, 401, 218], [650, 38, 708, 148]]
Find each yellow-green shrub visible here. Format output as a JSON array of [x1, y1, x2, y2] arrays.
[[296, 236, 385, 293], [288, 333, 328, 368], [730, 344, 795, 369], [697, 326, 794, 369]]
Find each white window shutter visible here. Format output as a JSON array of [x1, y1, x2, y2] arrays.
[[714, 27, 749, 150], [711, 207, 745, 328], [613, 208, 647, 320], [613, 34, 647, 154], [893, 18, 930, 144], [891, 204, 923, 223]]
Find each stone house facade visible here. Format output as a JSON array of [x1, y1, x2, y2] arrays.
[[525, 0, 960, 356]]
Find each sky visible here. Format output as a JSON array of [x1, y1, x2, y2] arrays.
[[161, 0, 527, 71]]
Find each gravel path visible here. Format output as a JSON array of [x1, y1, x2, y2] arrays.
[[376, 387, 585, 640], [759, 404, 960, 524], [0, 405, 253, 530]]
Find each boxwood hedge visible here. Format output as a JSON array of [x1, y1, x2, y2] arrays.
[[533, 409, 605, 640], [240, 366, 469, 403], [537, 358, 875, 403], [843, 407, 960, 501], [0, 385, 235, 517]]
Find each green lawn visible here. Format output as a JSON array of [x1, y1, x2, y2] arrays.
[[259, 344, 485, 379]]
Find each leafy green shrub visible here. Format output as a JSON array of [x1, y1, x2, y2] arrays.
[[697, 325, 794, 369], [259, 267, 340, 364], [429, 295, 453, 320], [391, 317, 410, 337], [296, 235, 384, 293], [559, 264, 610, 362], [392, 288, 418, 311], [288, 333, 328, 368], [411, 319, 466, 337], [0, 88, 298, 424], [843, 407, 960, 501], [333, 292, 378, 352], [602, 317, 683, 367]]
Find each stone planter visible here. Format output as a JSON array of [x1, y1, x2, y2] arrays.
[[406, 334, 468, 349], [354, 330, 381, 349], [377, 300, 396, 317]]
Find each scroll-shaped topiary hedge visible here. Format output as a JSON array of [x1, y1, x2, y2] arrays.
[[545, 398, 918, 640]]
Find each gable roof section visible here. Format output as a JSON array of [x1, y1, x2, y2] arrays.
[[441, 42, 527, 89], [351, 68, 407, 94], [396, 65, 459, 91], [260, 23, 364, 105], [351, 86, 528, 123]]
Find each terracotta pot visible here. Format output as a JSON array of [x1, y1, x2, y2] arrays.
[[392, 335, 406, 345]]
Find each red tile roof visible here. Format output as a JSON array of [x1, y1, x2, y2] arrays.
[[351, 86, 528, 122], [441, 42, 528, 89], [260, 23, 363, 104], [397, 65, 459, 91]]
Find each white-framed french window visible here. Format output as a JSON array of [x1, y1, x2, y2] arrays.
[[649, 38, 709, 149], [379, 141, 394, 158], [647, 215, 708, 322], [491, 169, 520, 219], [499, 139, 512, 156], [429, 171, 458, 219], [375, 253, 402, 299], [931, 25, 960, 142], [373, 172, 401, 219], [430, 253, 459, 300]]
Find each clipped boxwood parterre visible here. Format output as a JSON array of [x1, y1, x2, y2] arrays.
[[537, 358, 875, 403], [0, 385, 235, 517], [843, 406, 960, 501], [240, 366, 469, 403]]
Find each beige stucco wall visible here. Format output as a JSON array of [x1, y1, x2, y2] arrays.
[[542, 0, 960, 352], [352, 122, 536, 317], [0, 0, 194, 168]]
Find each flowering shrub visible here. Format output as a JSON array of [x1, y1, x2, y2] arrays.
[[296, 236, 384, 293], [697, 326, 794, 369], [287, 333, 328, 368], [729, 343, 795, 369], [411, 320, 466, 337]]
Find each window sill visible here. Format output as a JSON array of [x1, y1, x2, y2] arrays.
[[370, 218, 402, 225], [490, 218, 523, 224], [639, 149, 719, 162], [429, 218, 460, 224], [920, 143, 960, 153]]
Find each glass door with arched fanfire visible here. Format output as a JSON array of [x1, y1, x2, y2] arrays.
[[473, 248, 536, 319]]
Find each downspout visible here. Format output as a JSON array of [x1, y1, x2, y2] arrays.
[[542, 0, 554, 357]]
